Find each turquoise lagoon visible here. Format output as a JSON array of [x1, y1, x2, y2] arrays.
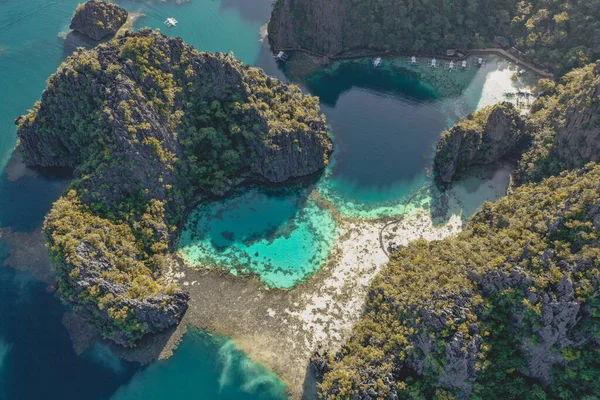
[[0, 0, 518, 398], [179, 186, 336, 289]]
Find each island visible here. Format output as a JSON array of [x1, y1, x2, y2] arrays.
[[16, 29, 332, 346], [70, 0, 128, 41]]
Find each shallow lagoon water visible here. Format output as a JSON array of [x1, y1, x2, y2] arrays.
[[179, 186, 336, 288], [111, 328, 287, 400], [180, 55, 519, 281]]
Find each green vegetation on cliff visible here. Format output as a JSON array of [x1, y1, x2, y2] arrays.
[[435, 61, 600, 185], [17, 29, 332, 346], [269, 0, 600, 75], [70, 0, 128, 41], [318, 163, 600, 399], [434, 102, 527, 183], [516, 61, 600, 183], [319, 39, 600, 400]]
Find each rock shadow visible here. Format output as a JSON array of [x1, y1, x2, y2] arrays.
[[63, 311, 181, 365], [301, 361, 319, 400], [1, 153, 71, 232], [220, 0, 273, 23], [430, 161, 513, 227], [62, 30, 102, 58]]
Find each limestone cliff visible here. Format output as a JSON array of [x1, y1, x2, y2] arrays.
[[317, 163, 600, 399], [434, 102, 527, 183], [516, 61, 600, 183], [16, 29, 332, 346], [70, 0, 128, 41], [315, 61, 600, 399]]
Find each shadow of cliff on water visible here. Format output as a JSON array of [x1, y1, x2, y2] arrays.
[[302, 60, 439, 108], [429, 161, 514, 228], [220, 0, 273, 23]]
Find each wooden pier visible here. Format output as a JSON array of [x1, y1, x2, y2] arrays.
[[271, 46, 554, 79]]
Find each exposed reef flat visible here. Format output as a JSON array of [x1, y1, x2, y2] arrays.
[[1, 129, 515, 400]]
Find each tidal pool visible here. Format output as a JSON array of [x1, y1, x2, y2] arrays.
[[179, 186, 337, 289]]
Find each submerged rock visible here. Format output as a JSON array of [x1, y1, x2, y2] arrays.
[[434, 102, 527, 184], [16, 29, 331, 346], [70, 0, 128, 41]]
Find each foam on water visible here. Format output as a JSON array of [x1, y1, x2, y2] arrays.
[[179, 186, 337, 289], [83, 344, 126, 375], [0, 338, 11, 375], [111, 328, 287, 400]]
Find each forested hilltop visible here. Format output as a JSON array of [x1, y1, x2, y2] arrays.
[[16, 29, 332, 346], [268, 0, 600, 75], [434, 61, 600, 184], [315, 53, 600, 400]]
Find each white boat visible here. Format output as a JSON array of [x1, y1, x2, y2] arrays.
[[274, 51, 289, 62], [373, 57, 382, 67], [448, 61, 454, 71], [430, 58, 437, 68], [410, 56, 417, 65], [164, 17, 178, 27]]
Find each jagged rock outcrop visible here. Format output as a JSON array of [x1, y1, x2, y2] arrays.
[[516, 61, 600, 183], [16, 29, 331, 346], [433, 102, 527, 183], [318, 164, 600, 399], [70, 0, 128, 41]]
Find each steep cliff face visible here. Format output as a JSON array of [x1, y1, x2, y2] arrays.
[[17, 29, 332, 346], [434, 102, 527, 183], [267, 0, 509, 56], [516, 62, 600, 183], [70, 0, 128, 41], [318, 164, 600, 399]]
